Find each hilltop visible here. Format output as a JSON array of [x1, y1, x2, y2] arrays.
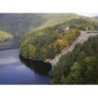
[[19, 14, 98, 61], [0, 13, 80, 37]]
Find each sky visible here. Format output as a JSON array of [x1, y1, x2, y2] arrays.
[[0, 0, 98, 17]]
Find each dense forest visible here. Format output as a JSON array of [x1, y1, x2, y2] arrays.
[[0, 13, 80, 38], [0, 14, 45, 37], [0, 31, 13, 42], [20, 27, 80, 60], [19, 16, 98, 61], [51, 35, 98, 84], [0, 13, 97, 38], [0, 13, 97, 43]]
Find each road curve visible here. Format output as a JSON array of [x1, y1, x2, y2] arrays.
[[45, 31, 98, 67]]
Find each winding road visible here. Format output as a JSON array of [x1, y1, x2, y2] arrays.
[[45, 31, 98, 67]]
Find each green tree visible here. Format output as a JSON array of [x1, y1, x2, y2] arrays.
[[64, 62, 84, 84]]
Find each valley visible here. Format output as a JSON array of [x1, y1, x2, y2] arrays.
[[0, 13, 98, 84]]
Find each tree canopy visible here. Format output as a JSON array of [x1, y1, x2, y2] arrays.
[[19, 15, 98, 61], [0, 31, 13, 42], [51, 35, 98, 84]]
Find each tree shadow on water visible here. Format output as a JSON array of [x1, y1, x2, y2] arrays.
[[19, 55, 52, 76]]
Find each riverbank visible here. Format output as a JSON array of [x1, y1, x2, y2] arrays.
[[0, 38, 19, 51], [0, 46, 19, 51]]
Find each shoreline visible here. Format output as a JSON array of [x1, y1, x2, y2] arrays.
[[0, 46, 19, 51]]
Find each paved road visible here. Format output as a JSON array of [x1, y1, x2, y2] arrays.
[[45, 31, 98, 67]]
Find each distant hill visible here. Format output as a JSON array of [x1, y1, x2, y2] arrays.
[[0, 14, 46, 37], [0, 13, 81, 38], [0, 13, 98, 48], [34, 13, 80, 30]]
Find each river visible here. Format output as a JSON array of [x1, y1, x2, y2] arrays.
[[0, 49, 51, 84]]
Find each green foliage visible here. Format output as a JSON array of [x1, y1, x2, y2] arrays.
[[0, 13, 98, 41], [51, 35, 98, 84], [0, 13, 80, 38], [35, 13, 80, 30], [19, 14, 98, 61], [66, 17, 98, 30], [0, 14, 46, 37], [0, 31, 13, 42], [20, 24, 80, 61]]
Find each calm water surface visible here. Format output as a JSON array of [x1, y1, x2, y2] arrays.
[[0, 49, 51, 84]]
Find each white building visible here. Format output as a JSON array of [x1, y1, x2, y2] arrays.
[[63, 26, 69, 30]]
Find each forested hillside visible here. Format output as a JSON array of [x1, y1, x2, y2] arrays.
[[0, 13, 80, 38], [35, 13, 80, 30], [20, 27, 80, 61], [0, 14, 45, 37], [0, 31, 13, 42], [51, 35, 98, 84], [0, 13, 97, 38], [19, 16, 98, 61]]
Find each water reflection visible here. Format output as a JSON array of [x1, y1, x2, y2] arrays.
[[19, 55, 52, 76]]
